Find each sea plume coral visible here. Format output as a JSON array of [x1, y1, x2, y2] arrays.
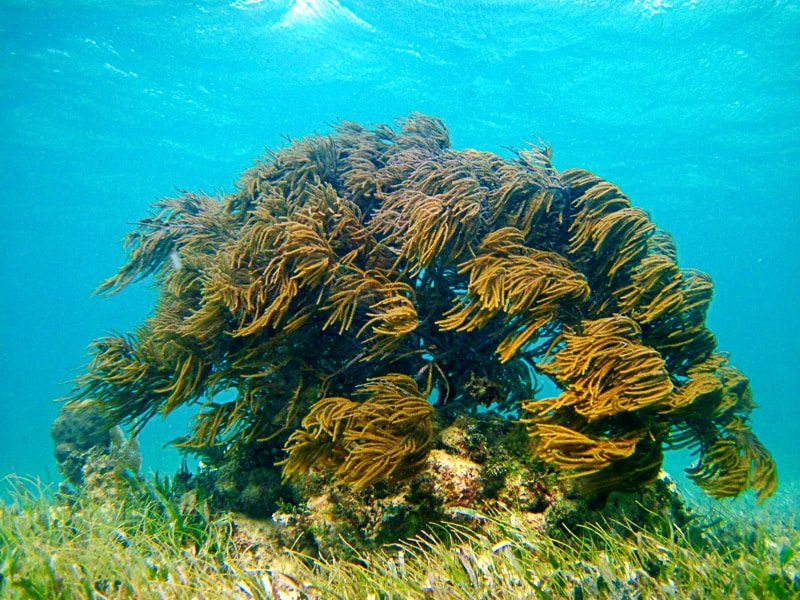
[[68, 114, 776, 503], [281, 373, 433, 489]]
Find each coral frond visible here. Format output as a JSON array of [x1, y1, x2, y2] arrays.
[[526, 423, 641, 477], [282, 374, 433, 489], [687, 419, 778, 503], [437, 228, 589, 362], [531, 316, 673, 421]]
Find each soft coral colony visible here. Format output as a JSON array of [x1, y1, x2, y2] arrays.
[[69, 114, 776, 504]]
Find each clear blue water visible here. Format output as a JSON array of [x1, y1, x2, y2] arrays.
[[1, 1, 798, 499]]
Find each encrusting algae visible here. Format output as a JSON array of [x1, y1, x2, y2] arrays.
[[66, 114, 776, 529]]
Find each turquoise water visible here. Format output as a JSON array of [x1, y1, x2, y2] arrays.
[[1, 0, 798, 497]]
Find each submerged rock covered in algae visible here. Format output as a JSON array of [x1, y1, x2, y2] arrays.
[[51, 402, 141, 489], [227, 413, 689, 554], [65, 114, 776, 544]]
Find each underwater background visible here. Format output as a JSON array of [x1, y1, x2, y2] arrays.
[[1, 0, 798, 500]]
